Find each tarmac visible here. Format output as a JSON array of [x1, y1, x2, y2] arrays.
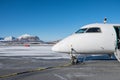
[[0, 57, 120, 80]]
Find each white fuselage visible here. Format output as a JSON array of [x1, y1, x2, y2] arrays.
[[52, 23, 120, 55]]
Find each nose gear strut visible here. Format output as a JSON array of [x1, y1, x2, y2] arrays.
[[70, 45, 78, 64]]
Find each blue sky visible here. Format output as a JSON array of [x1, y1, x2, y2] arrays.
[[0, 0, 120, 41]]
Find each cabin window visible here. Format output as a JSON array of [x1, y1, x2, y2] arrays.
[[75, 28, 87, 33], [86, 27, 101, 33]]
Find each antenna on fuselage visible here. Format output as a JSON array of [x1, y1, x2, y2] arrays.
[[104, 17, 107, 24]]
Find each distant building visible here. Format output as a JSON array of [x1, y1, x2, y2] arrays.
[[46, 39, 61, 44]]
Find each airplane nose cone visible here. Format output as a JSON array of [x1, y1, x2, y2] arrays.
[[52, 34, 78, 53], [52, 44, 59, 52], [52, 42, 64, 52], [52, 35, 74, 53]]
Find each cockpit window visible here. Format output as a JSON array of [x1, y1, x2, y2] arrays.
[[75, 28, 87, 33], [86, 27, 101, 33]]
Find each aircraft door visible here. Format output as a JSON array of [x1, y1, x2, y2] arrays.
[[114, 27, 120, 49], [114, 26, 120, 62]]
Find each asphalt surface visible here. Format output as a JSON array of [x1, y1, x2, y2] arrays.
[[0, 57, 120, 80]]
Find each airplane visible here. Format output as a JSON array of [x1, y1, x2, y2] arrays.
[[52, 19, 120, 64]]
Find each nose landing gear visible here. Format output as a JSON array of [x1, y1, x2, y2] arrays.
[[70, 45, 78, 64], [70, 45, 86, 65], [70, 45, 85, 64], [71, 55, 78, 65]]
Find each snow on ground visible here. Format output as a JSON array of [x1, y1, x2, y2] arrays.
[[0, 46, 70, 59]]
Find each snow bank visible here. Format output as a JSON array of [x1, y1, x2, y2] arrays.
[[0, 46, 70, 59]]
